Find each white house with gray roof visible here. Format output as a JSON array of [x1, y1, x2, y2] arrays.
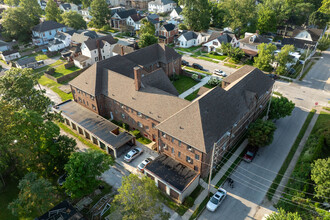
[[59, 3, 80, 13], [32, 21, 67, 46], [203, 31, 239, 53], [148, 0, 176, 13], [177, 31, 209, 48], [48, 31, 75, 52]]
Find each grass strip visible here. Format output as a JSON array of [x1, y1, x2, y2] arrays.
[[322, 107, 330, 111], [184, 66, 212, 75], [176, 46, 201, 53], [273, 91, 283, 97], [190, 55, 219, 63], [299, 61, 315, 81], [266, 109, 316, 200], [224, 63, 239, 68], [38, 75, 73, 101], [189, 193, 213, 220], [57, 122, 106, 154], [184, 89, 199, 101]]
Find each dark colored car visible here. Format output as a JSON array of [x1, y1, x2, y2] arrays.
[[182, 60, 189, 66], [268, 74, 278, 80], [243, 146, 258, 162], [192, 63, 203, 70]]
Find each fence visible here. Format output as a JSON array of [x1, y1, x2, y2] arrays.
[[44, 66, 87, 83]]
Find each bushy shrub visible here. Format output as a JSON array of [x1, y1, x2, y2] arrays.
[[183, 196, 194, 207], [170, 74, 179, 81], [123, 123, 129, 131], [132, 129, 141, 138], [192, 73, 199, 80], [47, 67, 55, 74], [101, 25, 111, 32], [207, 78, 222, 87]]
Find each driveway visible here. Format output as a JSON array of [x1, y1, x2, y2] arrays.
[[182, 55, 237, 75], [198, 107, 309, 220]]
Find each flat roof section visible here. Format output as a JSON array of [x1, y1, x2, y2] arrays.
[[145, 154, 199, 192], [55, 100, 133, 149]]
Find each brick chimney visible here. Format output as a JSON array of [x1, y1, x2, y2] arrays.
[[134, 66, 142, 91], [120, 45, 124, 56]]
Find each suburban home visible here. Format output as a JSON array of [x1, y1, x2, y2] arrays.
[[126, 13, 145, 31], [0, 40, 10, 52], [0, 50, 21, 62], [67, 43, 273, 203], [71, 31, 98, 45], [145, 16, 161, 35], [112, 43, 138, 56], [36, 200, 84, 220], [15, 57, 39, 69], [202, 31, 239, 53], [126, 0, 150, 10], [170, 6, 183, 20], [37, 0, 47, 10], [32, 21, 67, 46], [159, 23, 178, 44], [108, 0, 126, 7], [59, 3, 80, 13], [80, 8, 92, 23], [277, 25, 325, 41], [48, 31, 74, 52], [272, 50, 301, 69], [111, 9, 137, 29], [73, 35, 117, 69], [281, 38, 317, 53], [148, 0, 176, 13], [239, 32, 271, 57], [177, 31, 209, 48]]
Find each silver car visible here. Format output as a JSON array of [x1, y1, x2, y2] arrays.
[[124, 147, 143, 162], [206, 188, 227, 212]]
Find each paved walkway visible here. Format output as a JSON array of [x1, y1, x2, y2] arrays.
[[272, 109, 319, 203], [181, 139, 248, 220], [179, 75, 211, 99]]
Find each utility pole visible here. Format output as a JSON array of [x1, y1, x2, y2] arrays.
[[299, 44, 312, 79], [207, 143, 215, 197], [265, 85, 274, 120]]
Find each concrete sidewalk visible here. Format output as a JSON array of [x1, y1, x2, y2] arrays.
[[272, 110, 319, 203], [179, 76, 211, 99], [181, 139, 248, 220]]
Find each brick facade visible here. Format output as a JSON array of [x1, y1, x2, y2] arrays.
[[71, 85, 99, 114], [159, 28, 179, 44]]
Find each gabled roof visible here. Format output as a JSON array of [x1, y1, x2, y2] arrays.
[[116, 9, 137, 19], [71, 31, 98, 44], [37, 200, 84, 220], [240, 34, 271, 45], [112, 44, 136, 55], [83, 35, 117, 51], [16, 57, 37, 66], [181, 31, 198, 41], [147, 14, 159, 20], [207, 31, 235, 43], [173, 6, 182, 15], [281, 37, 316, 50], [32, 21, 66, 33], [162, 23, 176, 32], [129, 13, 144, 22], [293, 28, 324, 41], [1, 49, 19, 56], [150, 0, 175, 6], [156, 66, 274, 153]]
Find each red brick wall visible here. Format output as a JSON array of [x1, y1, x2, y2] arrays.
[[71, 85, 99, 114]]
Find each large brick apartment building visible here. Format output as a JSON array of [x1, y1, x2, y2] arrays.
[[67, 43, 274, 203]]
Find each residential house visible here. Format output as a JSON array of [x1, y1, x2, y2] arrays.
[[159, 23, 178, 44], [71, 31, 98, 45], [145, 15, 160, 35], [15, 57, 38, 69], [73, 35, 117, 69], [59, 3, 80, 13], [177, 31, 209, 48], [148, 0, 176, 13], [112, 43, 138, 56], [111, 9, 137, 29], [239, 32, 271, 57], [37, 0, 47, 10], [0, 40, 10, 52], [48, 31, 75, 52], [126, 13, 145, 31], [170, 6, 183, 20], [36, 200, 84, 220], [110, 6, 125, 16], [202, 31, 239, 53], [126, 0, 150, 10], [0, 50, 21, 62], [107, 0, 126, 6], [80, 8, 92, 23], [32, 21, 67, 46]]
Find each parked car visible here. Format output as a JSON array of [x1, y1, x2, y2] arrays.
[[243, 146, 258, 162], [128, 38, 135, 43], [206, 188, 227, 212], [124, 147, 143, 162], [214, 69, 227, 77], [182, 60, 189, 66], [57, 173, 67, 186], [192, 63, 203, 70], [137, 157, 154, 172], [268, 73, 278, 80]]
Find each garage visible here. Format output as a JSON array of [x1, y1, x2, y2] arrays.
[[158, 180, 167, 193]]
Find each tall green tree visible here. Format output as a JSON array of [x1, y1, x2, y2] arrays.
[[222, 0, 257, 36], [319, 0, 330, 15], [2, 7, 33, 41], [63, 150, 113, 198], [90, 0, 110, 28], [139, 19, 156, 35], [254, 43, 277, 71], [209, 2, 225, 28], [61, 11, 87, 30], [275, 44, 295, 75], [112, 174, 170, 220], [139, 33, 158, 48], [269, 96, 295, 120], [309, 11, 329, 28], [20, 0, 42, 25], [262, 0, 291, 25], [317, 36, 330, 52], [257, 4, 277, 34], [311, 158, 330, 201], [4, 0, 20, 6], [81, 0, 92, 8], [180, 0, 210, 31], [45, 0, 62, 22], [248, 119, 276, 147], [266, 208, 302, 220], [8, 172, 58, 216]]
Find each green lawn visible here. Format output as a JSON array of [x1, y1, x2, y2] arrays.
[[33, 60, 66, 74], [191, 55, 219, 63], [172, 75, 199, 94], [204, 54, 227, 61], [224, 63, 239, 69], [184, 66, 212, 75], [52, 65, 80, 78], [38, 76, 73, 101], [185, 89, 199, 101], [176, 45, 201, 53], [136, 136, 152, 145], [0, 178, 20, 220], [35, 54, 49, 61]]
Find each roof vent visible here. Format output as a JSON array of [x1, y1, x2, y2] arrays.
[[179, 126, 184, 129], [132, 97, 136, 100], [149, 111, 152, 114]]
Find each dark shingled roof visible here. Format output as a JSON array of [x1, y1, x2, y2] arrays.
[[223, 65, 256, 84], [281, 37, 317, 49], [145, 154, 199, 192], [207, 31, 235, 44], [181, 31, 198, 41], [37, 200, 84, 220], [116, 9, 137, 19], [16, 57, 36, 66], [55, 100, 133, 148], [156, 67, 274, 153], [112, 44, 136, 55], [240, 34, 271, 45], [162, 23, 176, 32], [32, 20, 66, 32], [173, 6, 182, 15], [292, 28, 324, 42], [129, 13, 144, 22], [1, 49, 19, 56], [84, 35, 117, 51]]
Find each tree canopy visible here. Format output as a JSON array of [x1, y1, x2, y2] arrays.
[[89, 0, 110, 28], [254, 43, 277, 71], [311, 158, 330, 201], [269, 96, 295, 120], [180, 0, 210, 31], [8, 172, 58, 216], [257, 4, 277, 34], [266, 208, 302, 220], [20, 0, 42, 25], [138, 33, 158, 48], [317, 37, 330, 52], [4, 0, 20, 6], [139, 19, 156, 36], [63, 150, 113, 198], [275, 45, 295, 75], [45, 0, 62, 22], [319, 0, 330, 15], [112, 174, 170, 220], [248, 119, 276, 147], [61, 11, 87, 30]]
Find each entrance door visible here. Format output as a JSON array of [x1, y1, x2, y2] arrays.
[[158, 180, 166, 193]]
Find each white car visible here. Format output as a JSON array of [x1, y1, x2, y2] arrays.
[[214, 69, 227, 77], [124, 147, 143, 162], [128, 38, 135, 43], [137, 157, 153, 172], [206, 188, 227, 212]]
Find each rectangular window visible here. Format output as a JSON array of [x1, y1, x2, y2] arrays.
[[162, 132, 166, 138], [195, 154, 199, 160], [92, 104, 96, 110], [186, 156, 193, 164], [121, 104, 124, 108], [78, 97, 82, 102], [171, 137, 174, 143], [152, 123, 155, 128], [178, 141, 181, 146], [146, 126, 149, 131], [95, 57, 98, 61], [121, 113, 125, 119], [171, 148, 174, 153], [138, 122, 143, 128], [90, 95, 94, 100], [194, 166, 198, 171], [187, 145, 194, 152], [178, 152, 181, 158], [137, 112, 142, 117]]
